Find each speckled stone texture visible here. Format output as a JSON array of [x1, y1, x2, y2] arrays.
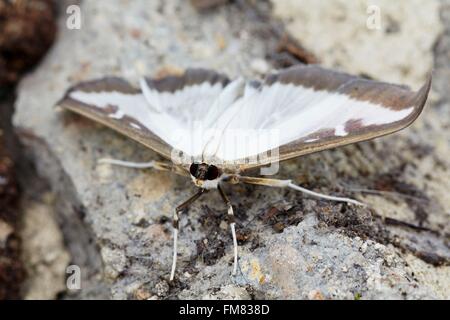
[[0, 0, 57, 300], [271, 0, 441, 87], [0, 94, 25, 300], [14, 0, 449, 299]]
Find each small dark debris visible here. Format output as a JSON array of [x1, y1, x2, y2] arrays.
[[268, 52, 303, 69], [158, 216, 169, 224], [384, 15, 401, 34], [249, 234, 263, 251], [406, 140, 435, 160], [245, 285, 266, 300], [72, 204, 87, 220], [259, 204, 304, 233], [372, 171, 430, 226], [414, 250, 449, 267], [190, 0, 230, 11], [236, 227, 251, 243], [318, 204, 390, 244], [233, 0, 318, 69], [167, 277, 189, 294], [275, 33, 319, 65], [194, 204, 252, 266], [384, 217, 436, 234], [320, 201, 449, 268], [359, 73, 374, 80], [196, 237, 226, 266], [133, 218, 150, 228]]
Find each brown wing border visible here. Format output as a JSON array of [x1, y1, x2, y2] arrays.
[[236, 69, 432, 172]]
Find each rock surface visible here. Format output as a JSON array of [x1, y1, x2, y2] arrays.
[[0, 0, 57, 299], [0, 94, 25, 300], [14, 0, 450, 299], [20, 198, 71, 300], [271, 0, 442, 87]]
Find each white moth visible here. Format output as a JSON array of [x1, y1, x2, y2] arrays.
[[57, 65, 431, 281]]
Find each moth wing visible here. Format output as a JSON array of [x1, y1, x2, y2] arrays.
[[57, 69, 231, 163], [210, 65, 431, 170], [57, 77, 175, 160]]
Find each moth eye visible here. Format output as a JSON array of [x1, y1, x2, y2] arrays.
[[206, 165, 219, 180], [189, 163, 199, 176]]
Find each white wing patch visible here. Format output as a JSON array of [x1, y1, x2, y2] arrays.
[[142, 78, 246, 158], [69, 90, 185, 145], [139, 78, 225, 119], [203, 82, 414, 161], [65, 66, 428, 167], [68, 80, 244, 159], [70, 79, 415, 163]]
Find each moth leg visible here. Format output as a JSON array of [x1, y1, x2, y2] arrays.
[[170, 188, 207, 281], [237, 176, 366, 207], [98, 158, 188, 176], [217, 185, 239, 276]]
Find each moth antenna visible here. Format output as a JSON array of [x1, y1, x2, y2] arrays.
[[286, 182, 366, 207], [237, 176, 366, 207], [98, 158, 156, 168], [343, 186, 428, 203], [97, 158, 190, 177]]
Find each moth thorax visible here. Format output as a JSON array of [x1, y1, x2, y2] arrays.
[[189, 163, 220, 181]]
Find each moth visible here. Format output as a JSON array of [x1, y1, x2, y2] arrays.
[[56, 64, 431, 281]]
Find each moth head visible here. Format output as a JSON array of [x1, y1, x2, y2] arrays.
[[189, 163, 221, 189]]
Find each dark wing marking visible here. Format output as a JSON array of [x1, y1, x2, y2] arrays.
[[56, 69, 231, 163], [224, 65, 431, 171]]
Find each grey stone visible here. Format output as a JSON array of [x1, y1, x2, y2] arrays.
[[271, 0, 442, 87], [14, 0, 450, 299]]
